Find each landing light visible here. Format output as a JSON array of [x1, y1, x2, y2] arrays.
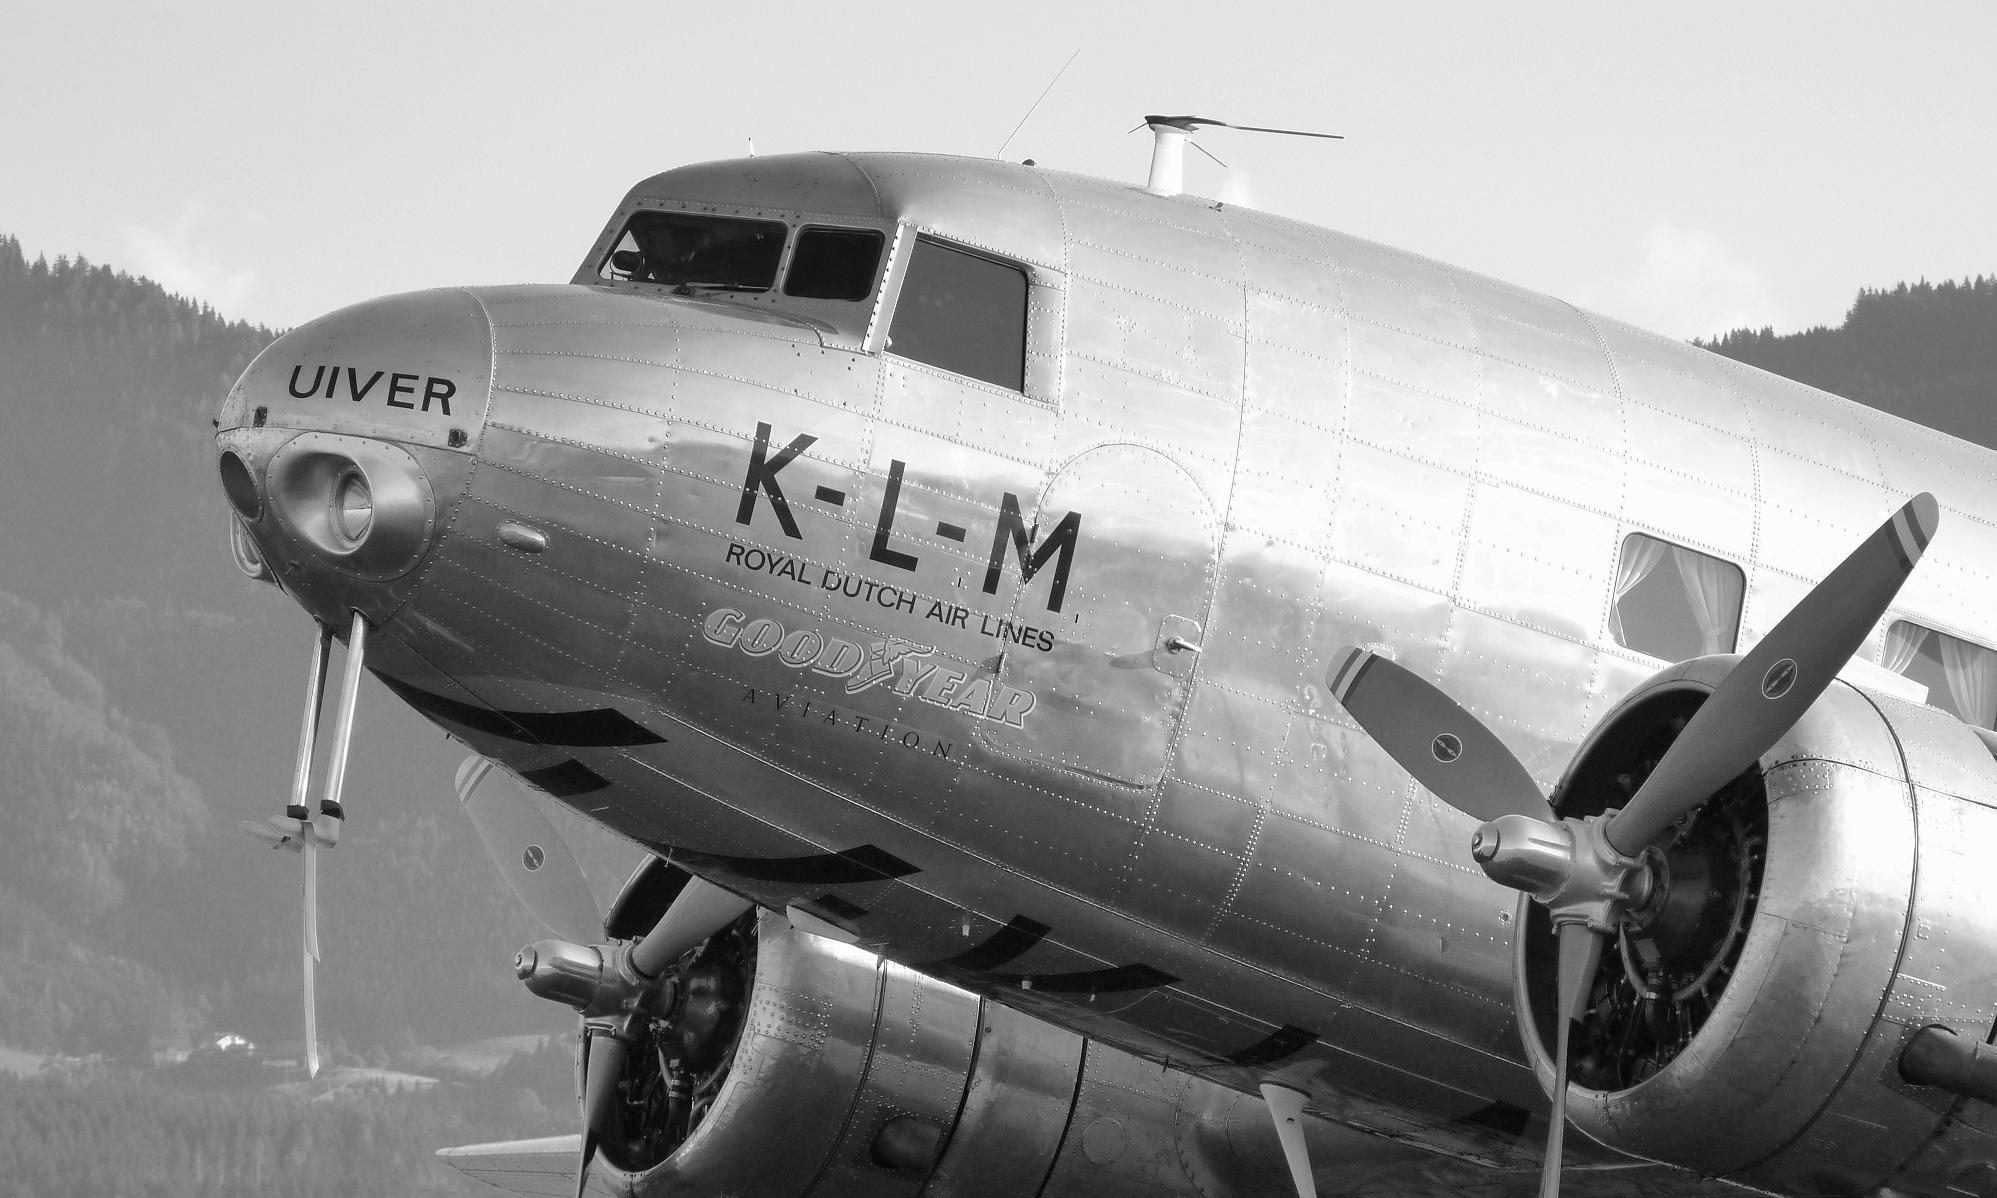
[[333, 471, 373, 545], [257, 431, 437, 581]]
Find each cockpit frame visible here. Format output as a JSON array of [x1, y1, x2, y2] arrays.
[[577, 197, 898, 352], [577, 195, 1067, 407]]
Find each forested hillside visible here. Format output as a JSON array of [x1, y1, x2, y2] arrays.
[[0, 236, 637, 1066], [0, 1038, 576, 1197], [0, 593, 203, 1054], [1700, 276, 1997, 444]]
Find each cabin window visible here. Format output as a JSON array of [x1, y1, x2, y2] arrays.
[[1609, 534, 1743, 661], [600, 212, 787, 292], [784, 227, 886, 301], [886, 236, 1027, 391], [1882, 620, 1997, 727]]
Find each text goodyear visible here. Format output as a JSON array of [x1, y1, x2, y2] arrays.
[[703, 608, 1037, 729]]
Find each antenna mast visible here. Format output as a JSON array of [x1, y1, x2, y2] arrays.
[[1138, 115, 1344, 198]]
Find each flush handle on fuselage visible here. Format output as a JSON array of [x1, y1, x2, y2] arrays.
[[1155, 615, 1205, 678]]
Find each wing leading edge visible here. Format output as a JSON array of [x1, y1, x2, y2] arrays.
[[435, 1135, 621, 1198]]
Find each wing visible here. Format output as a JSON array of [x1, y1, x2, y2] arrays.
[[434, 1135, 618, 1197]]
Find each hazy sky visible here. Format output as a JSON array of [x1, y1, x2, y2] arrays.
[[5, 1, 1992, 339]]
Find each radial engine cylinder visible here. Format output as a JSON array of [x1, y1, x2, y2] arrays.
[[1519, 658, 1997, 1196], [574, 911, 1398, 1198]]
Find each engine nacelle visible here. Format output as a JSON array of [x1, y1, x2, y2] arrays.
[[1521, 656, 1997, 1195], [581, 911, 1395, 1198]]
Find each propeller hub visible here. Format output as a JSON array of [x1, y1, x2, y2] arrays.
[[1471, 814, 1575, 899], [517, 937, 618, 1011], [517, 936, 686, 1018], [1476, 812, 1651, 942]]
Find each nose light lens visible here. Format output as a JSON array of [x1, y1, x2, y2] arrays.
[[334, 471, 374, 544], [260, 432, 436, 581], [219, 451, 260, 519]]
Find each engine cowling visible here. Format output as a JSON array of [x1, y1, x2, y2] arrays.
[[578, 911, 1407, 1198], [1519, 656, 1997, 1195]]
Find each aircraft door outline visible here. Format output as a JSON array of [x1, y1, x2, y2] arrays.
[[977, 443, 1219, 787]]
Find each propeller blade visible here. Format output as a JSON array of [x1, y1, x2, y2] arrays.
[[628, 877, 753, 981], [1541, 1004, 1570, 1198], [603, 857, 690, 942], [302, 840, 321, 961], [1260, 1083, 1320, 1198], [1608, 493, 1939, 853], [1326, 648, 1551, 821], [303, 941, 321, 1080], [302, 840, 321, 1078], [1540, 922, 1605, 1198], [302, 839, 322, 1078], [456, 756, 604, 944], [576, 1028, 628, 1198]]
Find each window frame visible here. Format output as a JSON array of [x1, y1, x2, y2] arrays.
[[782, 225, 889, 302], [1607, 532, 1746, 662], [870, 224, 1064, 406], [597, 210, 790, 293], [1880, 617, 1997, 726], [579, 200, 900, 351]]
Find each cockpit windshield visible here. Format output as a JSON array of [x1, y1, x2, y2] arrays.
[[600, 212, 786, 292]]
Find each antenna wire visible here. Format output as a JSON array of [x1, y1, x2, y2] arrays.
[[996, 48, 1081, 159]]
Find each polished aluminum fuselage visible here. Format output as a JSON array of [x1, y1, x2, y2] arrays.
[[218, 152, 1997, 1171]]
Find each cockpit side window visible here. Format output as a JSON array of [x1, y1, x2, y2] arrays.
[[886, 236, 1027, 391], [600, 212, 786, 292], [784, 227, 885, 301]]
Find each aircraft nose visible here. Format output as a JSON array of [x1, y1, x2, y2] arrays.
[[216, 288, 493, 626]]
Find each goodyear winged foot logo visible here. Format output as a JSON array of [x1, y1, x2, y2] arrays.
[[703, 609, 1037, 728]]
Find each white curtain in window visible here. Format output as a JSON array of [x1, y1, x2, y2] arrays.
[[1673, 547, 1745, 655], [1939, 635, 1997, 729], [1881, 622, 1928, 675], [1610, 536, 1668, 644]]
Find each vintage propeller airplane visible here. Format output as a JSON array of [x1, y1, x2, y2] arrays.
[[217, 118, 1997, 1198]]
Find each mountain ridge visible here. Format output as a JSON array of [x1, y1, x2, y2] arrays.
[[1698, 275, 1997, 447]]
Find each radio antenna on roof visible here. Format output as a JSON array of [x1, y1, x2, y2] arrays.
[[996, 48, 1082, 159], [1135, 115, 1343, 198]]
